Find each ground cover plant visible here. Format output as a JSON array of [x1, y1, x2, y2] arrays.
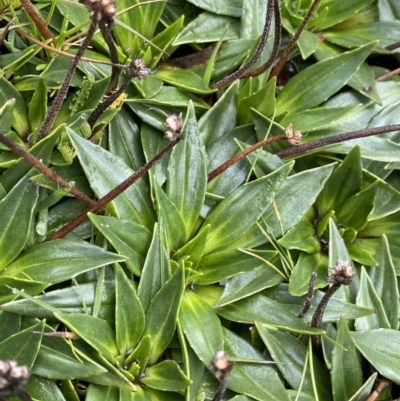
[[0, 0, 400, 400]]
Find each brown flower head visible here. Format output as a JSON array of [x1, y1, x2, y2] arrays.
[[164, 113, 184, 142], [84, 0, 115, 20], [0, 361, 30, 397], [285, 123, 303, 146], [209, 351, 233, 378], [327, 259, 355, 285]]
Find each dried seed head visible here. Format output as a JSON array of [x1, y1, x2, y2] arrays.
[[0, 361, 30, 397], [285, 123, 303, 146], [84, 0, 116, 19], [164, 113, 184, 141], [209, 351, 232, 378], [128, 59, 152, 80], [327, 260, 355, 285]]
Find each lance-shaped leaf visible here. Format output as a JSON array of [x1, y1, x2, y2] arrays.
[[331, 316, 363, 401], [223, 328, 290, 401], [68, 129, 156, 230], [3, 240, 127, 284], [166, 101, 207, 240], [26, 375, 71, 401], [0, 319, 44, 368], [179, 290, 224, 365], [256, 323, 333, 401], [201, 162, 293, 254], [86, 384, 118, 401], [0, 176, 38, 269], [0, 277, 48, 304], [141, 360, 190, 391], [54, 312, 119, 363], [276, 42, 376, 115], [142, 264, 185, 365], [115, 265, 145, 354], [351, 329, 400, 385]]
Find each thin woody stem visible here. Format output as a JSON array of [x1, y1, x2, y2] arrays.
[[46, 139, 181, 241], [211, 0, 275, 89], [276, 124, 400, 159], [208, 135, 287, 182], [298, 272, 317, 318], [19, 0, 56, 46], [271, 0, 322, 79], [241, 0, 282, 79], [37, 11, 101, 141], [0, 134, 96, 207]]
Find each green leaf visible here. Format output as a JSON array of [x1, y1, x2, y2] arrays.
[[256, 323, 333, 401], [369, 235, 399, 329], [125, 335, 151, 373], [331, 316, 363, 401], [32, 333, 107, 380], [0, 320, 44, 368], [0, 277, 48, 304], [336, 180, 378, 231], [0, 77, 30, 136], [142, 264, 185, 365], [3, 240, 127, 284], [355, 267, 391, 330], [166, 101, 207, 239], [0, 98, 16, 133], [54, 312, 119, 363], [179, 290, 224, 365], [141, 360, 190, 392], [115, 265, 145, 355], [137, 224, 170, 312], [185, 0, 242, 17], [29, 79, 48, 135], [215, 294, 325, 335], [351, 329, 400, 385], [223, 328, 291, 401], [0, 176, 38, 269], [0, 311, 20, 341], [348, 373, 378, 401], [89, 214, 152, 276], [26, 375, 69, 401], [276, 42, 376, 115], [69, 129, 156, 230], [86, 384, 119, 401], [202, 162, 293, 254], [316, 146, 362, 217], [174, 13, 240, 45], [279, 219, 321, 254]]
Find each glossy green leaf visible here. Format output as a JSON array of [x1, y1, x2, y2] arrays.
[[223, 328, 291, 401], [186, 0, 241, 16], [348, 373, 377, 401], [166, 101, 207, 239], [137, 224, 170, 312], [179, 290, 224, 365], [54, 312, 119, 363], [120, 386, 151, 401], [141, 360, 190, 391], [331, 316, 363, 401], [125, 335, 151, 373], [86, 384, 119, 401], [279, 219, 321, 254], [115, 265, 145, 355], [28, 78, 47, 135], [0, 98, 16, 133], [142, 265, 185, 365], [0, 319, 44, 368], [215, 294, 325, 335], [355, 267, 390, 330], [0, 77, 30, 136], [0, 311, 20, 341], [369, 235, 399, 329], [174, 13, 240, 45], [0, 176, 38, 269], [351, 329, 400, 385], [256, 323, 333, 401], [202, 162, 293, 254], [32, 334, 107, 380], [3, 239, 127, 283], [0, 277, 48, 304], [26, 375, 69, 401], [316, 146, 362, 217], [276, 42, 376, 115], [69, 129, 156, 230], [89, 214, 152, 276]]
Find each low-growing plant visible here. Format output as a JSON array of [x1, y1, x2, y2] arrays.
[[0, 0, 400, 400]]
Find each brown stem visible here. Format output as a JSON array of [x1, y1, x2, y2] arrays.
[[37, 11, 101, 141], [46, 139, 181, 241], [19, 0, 56, 46], [376, 67, 400, 82], [211, 0, 275, 90], [276, 124, 400, 160], [241, 0, 282, 79], [0, 134, 95, 207], [15, 28, 127, 68], [298, 272, 317, 318], [208, 135, 287, 182], [270, 0, 322, 79], [98, 19, 121, 93]]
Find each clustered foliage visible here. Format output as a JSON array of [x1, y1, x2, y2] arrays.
[[0, 0, 400, 400]]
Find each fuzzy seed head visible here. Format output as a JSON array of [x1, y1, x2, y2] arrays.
[[164, 113, 184, 141], [285, 123, 303, 146], [84, 0, 115, 19], [327, 260, 355, 285], [0, 361, 30, 396], [209, 351, 232, 378], [128, 59, 152, 80]]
